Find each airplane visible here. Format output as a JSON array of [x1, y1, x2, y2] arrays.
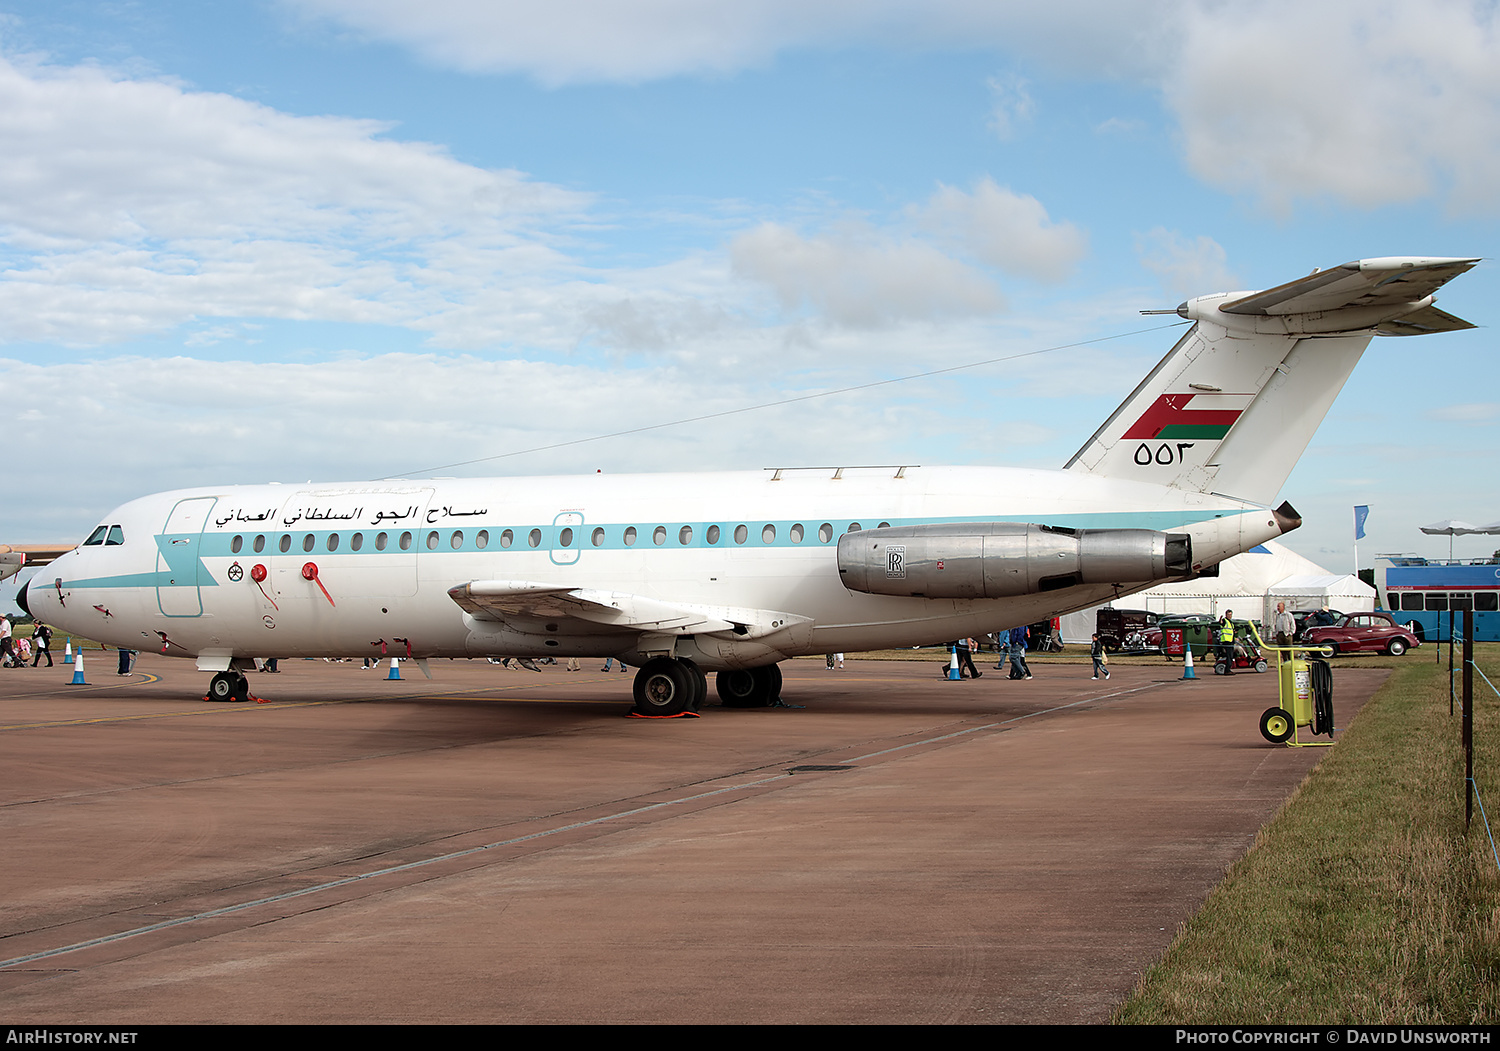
[[17, 255, 1479, 716], [0, 544, 75, 584]]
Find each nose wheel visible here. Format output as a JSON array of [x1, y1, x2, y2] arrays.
[[208, 671, 249, 703]]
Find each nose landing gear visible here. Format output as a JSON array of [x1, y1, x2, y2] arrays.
[[207, 670, 250, 703]]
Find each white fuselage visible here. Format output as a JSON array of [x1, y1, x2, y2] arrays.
[[28, 464, 1287, 670]]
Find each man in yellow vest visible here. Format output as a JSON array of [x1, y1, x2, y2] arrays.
[[1218, 610, 1237, 675]]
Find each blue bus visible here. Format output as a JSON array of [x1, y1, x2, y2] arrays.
[[1374, 555, 1500, 642]]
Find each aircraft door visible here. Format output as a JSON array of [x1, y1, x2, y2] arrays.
[[156, 496, 218, 617], [551, 512, 583, 566]]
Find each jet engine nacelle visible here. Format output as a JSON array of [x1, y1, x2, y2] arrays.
[[836, 523, 1192, 599]]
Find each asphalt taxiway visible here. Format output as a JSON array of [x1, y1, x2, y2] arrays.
[[0, 652, 1384, 1023]]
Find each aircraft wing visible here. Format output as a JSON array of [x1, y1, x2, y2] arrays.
[[450, 580, 738, 635], [449, 581, 814, 646], [0, 544, 76, 583], [1219, 256, 1479, 321]]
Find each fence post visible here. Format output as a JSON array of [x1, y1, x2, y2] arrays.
[[1464, 608, 1474, 829]]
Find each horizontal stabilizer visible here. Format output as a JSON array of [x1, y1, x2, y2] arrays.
[[1219, 257, 1479, 319], [1376, 304, 1476, 337]]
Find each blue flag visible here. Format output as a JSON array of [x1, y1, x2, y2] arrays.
[[1353, 505, 1369, 541]]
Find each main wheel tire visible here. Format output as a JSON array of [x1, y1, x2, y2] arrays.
[[1254, 659, 1268, 673], [1259, 707, 1294, 743], [632, 658, 693, 716], [1387, 638, 1407, 656], [715, 668, 760, 707], [714, 663, 782, 708], [1213, 661, 1226, 675], [679, 657, 708, 710]]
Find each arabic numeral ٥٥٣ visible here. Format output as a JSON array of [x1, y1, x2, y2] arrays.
[[1133, 442, 1195, 466]]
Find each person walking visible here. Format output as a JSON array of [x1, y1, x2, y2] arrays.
[[31, 622, 53, 667], [1090, 632, 1110, 679], [1009, 625, 1032, 679], [955, 637, 981, 679]]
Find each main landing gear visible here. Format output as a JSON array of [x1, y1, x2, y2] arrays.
[[629, 659, 783, 716], [712, 664, 782, 709], [207, 670, 250, 703]]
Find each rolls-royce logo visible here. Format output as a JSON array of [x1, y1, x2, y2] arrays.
[[886, 545, 906, 578]]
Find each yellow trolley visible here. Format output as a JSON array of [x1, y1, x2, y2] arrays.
[[1248, 625, 1336, 747]]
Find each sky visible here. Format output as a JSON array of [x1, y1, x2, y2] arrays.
[[2, 0, 1499, 613]]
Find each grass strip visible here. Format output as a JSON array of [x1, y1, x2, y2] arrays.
[[1114, 643, 1500, 1024]]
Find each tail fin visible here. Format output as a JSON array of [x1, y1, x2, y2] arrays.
[[1066, 256, 1478, 505]]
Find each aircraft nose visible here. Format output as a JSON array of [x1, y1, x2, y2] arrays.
[[16, 578, 31, 617]]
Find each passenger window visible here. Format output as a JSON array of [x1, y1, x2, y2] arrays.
[[451, 531, 463, 549], [375, 531, 388, 551], [279, 534, 292, 553], [399, 531, 413, 550], [653, 526, 667, 546], [106, 525, 125, 546], [327, 533, 339, 551], [253, 534, 265, 553], [303, 534, 315, 552], [231, 535, 243, 554], [762, 524, 776, 544], [476, 530, 489, 550], [848, 522, 861, 533], [500, 529, 513, 549], [707, 525, 721, 545], [679, 526, 693, 545], [83, 526, 107, 546], [351, 533, 363, 551], [624, 527, 637, 547], [591, 527, 605, 547], [1477, 594, 1498, 612], [734, 524, 747, 544], [789, 524, 804, 544], [559, 528, 573, 547], [427, 531, 439, 550], [878, 521, 890, 529], [528, 529, 541, 548], [819, 523, 833, 543]]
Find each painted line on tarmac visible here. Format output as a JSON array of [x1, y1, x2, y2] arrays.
[[0, 767, 796, 971], [845, 679, 1172, 763], [0, 680, 1170, 970]]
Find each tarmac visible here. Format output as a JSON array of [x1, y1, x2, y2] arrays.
[[0, 651, 1385, 1024]]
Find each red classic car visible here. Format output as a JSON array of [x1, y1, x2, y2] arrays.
[[1301, 611, 1420, 656]]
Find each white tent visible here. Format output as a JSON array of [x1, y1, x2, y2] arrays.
[[1058, 540, 1356, 643], [1263, 574, 1376, 627]]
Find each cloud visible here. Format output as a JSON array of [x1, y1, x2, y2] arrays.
[[986, 74, 1034, 140], [913, 179, 1086, 282], [729, 221, 1004, 327], [0, 53, 591, 348], [285, 0, 1168, 86], [1427, 403, 1500, 423], [1164, 0, 1500, 211], [289, 0, 1500, 213], [1134, 228, 1237, 301]]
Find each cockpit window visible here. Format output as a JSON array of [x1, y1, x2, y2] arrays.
[[105, 525, 125, 546], [83, 526, 108, 546]]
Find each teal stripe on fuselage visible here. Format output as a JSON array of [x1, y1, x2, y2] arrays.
[[59, 509, 1247, 591]]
